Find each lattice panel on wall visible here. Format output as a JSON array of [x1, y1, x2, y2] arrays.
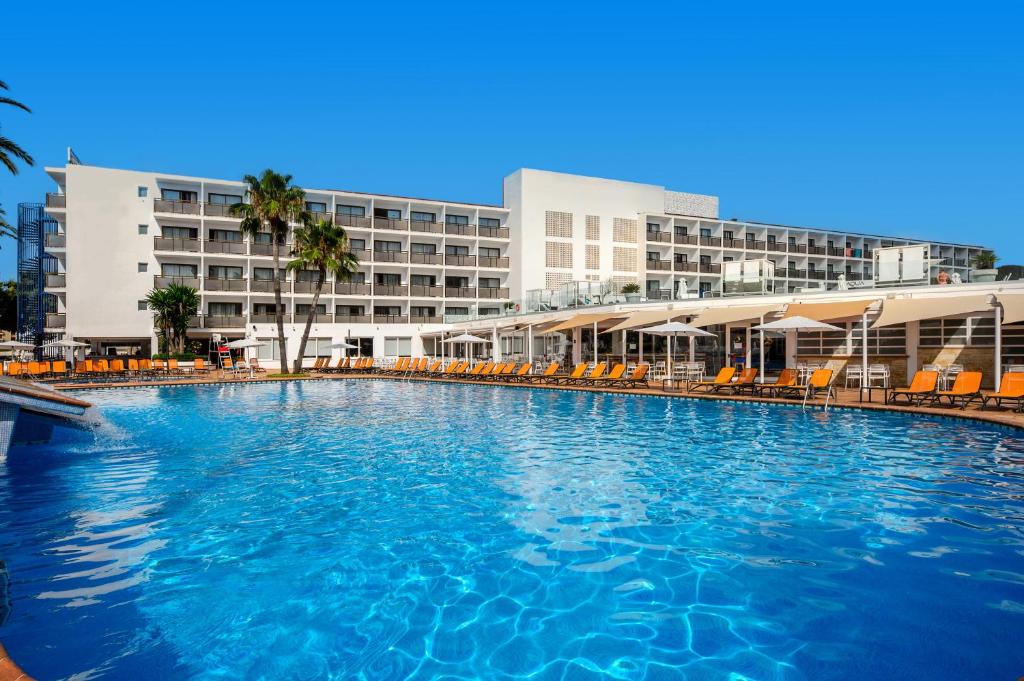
[[545, 241, 573, 268], [545, 272, 572, 289], [613, 247, 637, 272], [585, 245, 600, 270], [613, 218, 637, 243], [545, 211, 573, 238], [585, 215, 600, 241], [612, 276, 637, 291]]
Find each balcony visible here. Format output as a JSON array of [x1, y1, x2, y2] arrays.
[[411, 314, 443, 324], [204, 203, 240, 218], [293, 280, 323, 294], [767, 242, 787, 253], [373, 250, 408, 264], [788, 244, 808, 254], [154, 236, 200, 252], [748, 240, 766, 250], [827, 247, 846, 257], [296, 313, 334, 324], [249, 314, 281, 324], [646, 230, 672, 244], [251, 279, 290, 293], [674, 261, 697, 272], [154, 199, 200, 215], [46, 313, 66, 328], [188, 315, 202, 328], [204, 315, 246, 328], [45, 193, 66, 209], [445, 254, 476, 267], [374, 217, 408, 231], [45, 273, 66, 288], [478, 287, 510, 299], [251, 242, 290, 257], [205, 277, 247, 292], [478, 256, 509, 268], [478, 226, 509, 239], [335, 214, 372, 229], [674, 233, 698, 245], [722, 238, 745, 249], [785, 268, 807, 278], [205, 239, 247, 255], [336, 313, 371, 323], [350, 249, 371, 261], [334, 282, 371, 295], [699, 236, 722, 247], [699, 263, 722, 274], [44, 233, 66, 248], [373, 314, 408, 323], [807, 270, 826, 280], [306, 210, 333, 225], [445, 286, 476, 298], [409, 252, 442, 265], [646, 289, 672, 301], [154, 275, 200, 289], [445, 223, 476, 237], [646, 259, 671, 272], [410, 219, 443, 234], [374, 284, 408, 297], [410, 284, 443, 298], [808, 246, 826, 255]]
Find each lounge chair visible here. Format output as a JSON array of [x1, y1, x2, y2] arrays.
[[886, 371, 939, 405], [7, 362, 23, 378], [386, 357, 410, 374], [192, 357, 213, 374], [50, 360, 67, 378], [928, 371, 983, 410], [139, 358, 153, 373], [486, 363, 517, 381], [757, 368, 798, 397], [689, 367, 737, 393], [109, 359, 126, 375], [566, 362, 606, 386], [774, 368, 836, 402], [607, 364, 650, 389], [468, 362, 493, 379], [521, 363, 560, 384], [588, 363, 626, 386], [424, 359, 443, 376], [449, 361, 468, 375], [551, 363, 589, 385], [981, 373, 1024, 412], [719, 368, 758, 395]]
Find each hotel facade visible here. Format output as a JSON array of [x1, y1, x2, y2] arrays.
[[27, 154, 1008, 370]]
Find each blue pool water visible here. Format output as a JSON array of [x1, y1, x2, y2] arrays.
[[0, 380, 1022, 680]]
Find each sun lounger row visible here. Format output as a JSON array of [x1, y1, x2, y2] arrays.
[[1, 357, 234, 379], [884, 370, 1023, 411]]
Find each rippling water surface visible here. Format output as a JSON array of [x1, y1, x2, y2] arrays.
[[0, 380, 1023, 680]]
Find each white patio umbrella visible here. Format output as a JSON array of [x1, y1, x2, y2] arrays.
[[223, 338, 265, 377], [442, 332, 488, 361], [640, 321, 714, 381], [42, 338, 91, 371], [753, 315, 843, 384], [0, 340, 36, 362]]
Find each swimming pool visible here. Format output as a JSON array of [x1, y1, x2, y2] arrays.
[[0, 380, 1022, 679]]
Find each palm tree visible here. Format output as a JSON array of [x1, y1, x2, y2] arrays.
[[146, 284, 200, 355], [288, 216, 359, 373], [0, 205, 15, 241], [0, 80, 34, 175], [231, 170, 307, 372]]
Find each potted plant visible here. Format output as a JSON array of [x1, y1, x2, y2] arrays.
[[621, 281, 642, 303], [970, 251, 998, 283]]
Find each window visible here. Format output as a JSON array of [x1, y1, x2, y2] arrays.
[[700, 228, 712, 238], [724, 230, 733, 240], [445, 275, 469, 287], [479, 217, 500, 228], [208, 193, 242, 205], [137, 300, 148, 311], [699, 255, 711, 266], [546, 211, 574, 238], [479, 246, 500, 258], [585, 215, 600, 240], [383, 337, 412, 357], [374, 240, 402, 252], [138, 262, 148, 272], [294, 269, 319, 282], [850, 321, 906, 356], [208, 302, 242, 316], [746, 233, 755, 243], [209, 265, 243, 279], [411, 242, 437, 254], [445, 214, 469, 225], [767, 234, 776, 245], [337, 304, 365, 315], [295, 303, 327, 316], [348, 272, 366, 284], [305, 201, 328, 213], [479, 307, 500, 316], [445, 244, 469, 256], [337, 204, 365, 217], [411, 306, 436, 317], [349, 238, 366, 251], [920, 317, 994, 347], [411, 274, 436, 286], [647, 222, 661, 233], [445, 307, 470, 316], [302, 338, 333, 358], [375, 273, 401, 285], [374, 207, 402, 219], [255, 339, 281, 361], [675, 225, 688, 236], [210, 229, 242, 242], [138, 186, 148, 198], [674, 253, 688, 263], [161, 188, 197, 202], [479, 277, 500, 288], [253, 267, 286, 281], [647, 251, 661, 262], [253, 303, 284, 315], [162, 226, 197, 239], [788, 236, 797, 246], [138, 224, 148, 235], [412, 211, 436, 223], [161, 263, 197, 277], [612, 217, 636, 243]]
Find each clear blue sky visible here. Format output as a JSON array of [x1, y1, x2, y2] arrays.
[[2, 1, 1021, 278]]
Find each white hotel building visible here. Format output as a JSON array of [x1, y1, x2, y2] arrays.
[[39, 158, 990, 362]]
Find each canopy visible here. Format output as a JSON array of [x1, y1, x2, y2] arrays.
[[0, 341, 35, 349], [640, 321, 715, 337], [998, 293, 1024, 325], [331, 340, 359, 349], [223, 338, 264, 349], [42, 339, 90, 348], [604, 307, 704, 333], [754, 315, 844, 332], [539, 311, 626, 334], [783, 300, 875, 322], [690, 303, 785, 328], [872, 294, 993, 328], [442, 333, 489, 344]]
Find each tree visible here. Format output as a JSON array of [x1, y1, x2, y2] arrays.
[[0, 79, 33, 175], [287, 216, 359, 373], [231, 170, 307, 373], [0, 280, 15, 332], [0, 205, 15, 241], [146, 284, 199, 355]]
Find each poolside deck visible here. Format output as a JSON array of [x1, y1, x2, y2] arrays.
[[49, 371, 1024, 431]]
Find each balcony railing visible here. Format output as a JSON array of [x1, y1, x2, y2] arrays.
[[335, 214, 372, 229], [45, 273, 66, 288], [188, 315, 202, 328], [478, 287, 510, 299], [292, 280, 322, 294], [45, 193, 66, 208], [44, 233, 66, 248], [808, 246, 827, 255], [335, 314, 371, 323], [827, 247, 846, 257], [251, 279, 290, 293], [646, 230, 672, 243], [154, 275, 200, 289], [251, 242, 290, 257], [205, 277, 247, 292], [46, 313, 66, 328], [478, 226, 509, 239], [334, 282, 371, 295], [350, 249, 371, 261], [445, 223, 476, 237], [409, 252, 442, 265], [249, 314, 281, 324], [646, 259, 671, 271], [154, 236, 200, 252], [788, 244, 807, 253], [410, 220, 443, 234], [748, 240, 766, 250], [373, 250, 408, 264], [785, 268, 807, 278], [807, 270, 826, 280], [722, 238, 745, 249], [410, 285, 443, 297], [646, 289, 672, 301], [674, 261, 697, 272], [767, 242, 787, 252], [445, 254, 476, 267], [478, 256, 509, 268], [374, 284, 408, 297], [204, 240, 247, 254], [306, 210, 332, 225], [204, 203, 240, 218], [411, 315, 443, 324], [295, 313, 333, 324], [204, 315, 246, 328], [699, 263, 722, 274], [444, 286, 476, 298], [154, 199, 201, 215], [699, 236, 722, 247], [373, 314, 408, 323], [374, 217, 408, 231], [674, 233, 698, 245]]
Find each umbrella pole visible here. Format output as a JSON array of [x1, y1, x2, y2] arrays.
[[593, 321, 598, 364], [759, 314, 765, 384]]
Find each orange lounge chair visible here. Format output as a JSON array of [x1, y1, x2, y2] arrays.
[[387, 357, 410, 374], [522, 363, 560, 384], [425, 359, 443, 375], [981, 373, 1024, 412], [589, 363, 626, 386], [689, 367, 737, 393], [929, 371, 983, 410], [757, 368, 798, 397], [886, 371, 939, 405], [109, 359, 126, 375], [606, 364, 649, 389], [192, 357, 213, 373], [567, 362, 607, 385], [50, 360, 67, 377], [777, 368, 836, 401], [139, 358, 153, 373], [468, 362, 493, 378], [506, 363, 533, 381], [551, 363, 589, 385], [718, 367, 759, 394], [449, 361, 468, 374], [7, 362, 23, 378]]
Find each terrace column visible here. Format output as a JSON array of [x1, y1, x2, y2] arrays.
[[527, 324, 534, 363], [745, 325, 752, 370], [622, 330, 627, 364], [759, 314, 765, 381], [861, 311, 869, 397], [639, 332, 644, 363], [593, 322, 599, 363], [572, 328, 582, 364], [906, 321, 920, 378], [995, 305, 1002, 391], [492, 325, 499, 361]]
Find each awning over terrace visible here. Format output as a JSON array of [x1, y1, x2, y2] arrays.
[[690, 303, 785, 328], [871, 294, 993, 328], [539, 312, 628, 334], [997, 293, 1024, 325], [604, 307, 705, 333], [782, 299, 876, 322]]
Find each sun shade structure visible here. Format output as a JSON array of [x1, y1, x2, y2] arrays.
[[442, 333, 489, 344], [640, 321, 715, 379], [783, 300, 875, 322], [0, 341, 35, 350], [540, 312, 626, 334], [690, 303, 785, 328], [872, 294, 992, 328], [997, 293, 1024, 325], [753, 316, 844, 333], [223, 338, 264, 349], [604, 308, 705, 333], [42, 339, 91, 348], [330, 341, 359, 349]]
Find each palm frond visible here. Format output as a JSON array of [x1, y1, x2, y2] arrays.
[[0, 136, 35, 174], [0, 96, 30, 114]]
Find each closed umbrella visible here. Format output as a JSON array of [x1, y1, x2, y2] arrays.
[[640, 322, 714, 383]]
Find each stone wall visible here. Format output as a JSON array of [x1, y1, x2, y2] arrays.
[[797, 355, 909, 387], [918, 346, 996, 388], [664, 191, 718, 219]]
